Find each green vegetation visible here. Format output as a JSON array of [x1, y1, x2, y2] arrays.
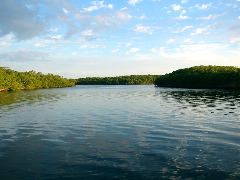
[[154, 66, 240, 89], [0, 67, 75, 92], [3, 65, 240, 91], [77, 75, 158, 85]]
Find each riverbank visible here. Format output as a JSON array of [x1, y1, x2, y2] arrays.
[[76, 75, 158, 85], [154, 66, 240, 89], [0, 67, 75, 92]]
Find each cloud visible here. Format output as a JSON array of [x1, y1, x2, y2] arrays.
[[125, 42, 132, 47], [72, 9, 132, 40], [0, 33, 15, 47], [195, 3, 211, 10], [62, 8, 69, 14], [137, 15, 146, 19], [134, 24, 153, 34], [181, 0, 188, 4], [0, 0, 132, 41], [127, 48, 140, 54], [144, 43, 240, 70], [79, 43, 105, 49], [83, 1, 113, 12], [48, 35, 63, 41], [128, 0, 142, 6], [166, 38, 176, 44], [191, 27, 209, 36], [198, 14, 220, 20], [228, 23, 240, 44], [178, 14, 189, 20], [0, 50, 50, 62], [172, 4, 182, 12], [81, 29, 97, 40], [230, 37, 240, 44], [174, 25, 193, 33], [116, 10, 132, 21], [177, 9, 189, 20], [183, 38, 192, 43], [112, 49, 119, 53], [0, 0, 45, 39]]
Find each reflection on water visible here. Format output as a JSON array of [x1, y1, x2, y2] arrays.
[[0, 86, 239, 180]]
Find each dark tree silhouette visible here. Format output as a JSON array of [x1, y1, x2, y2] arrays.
[[154, 66, 240, 89]]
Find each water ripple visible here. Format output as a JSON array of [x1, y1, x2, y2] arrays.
[[0, 86, 239, 179]]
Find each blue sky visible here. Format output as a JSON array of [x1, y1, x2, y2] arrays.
[[0, 0, 240, 77]]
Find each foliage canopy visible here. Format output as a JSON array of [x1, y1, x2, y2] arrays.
[[0, 67, 75, 91], [77, 75, 158, 85], [154, 66, 240, 89]]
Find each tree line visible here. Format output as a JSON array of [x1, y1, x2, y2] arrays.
[[0, 67, 75, 91], [2, 66, 240, 91], [76, 75, 158, 85], [154, 66, 240, 89]]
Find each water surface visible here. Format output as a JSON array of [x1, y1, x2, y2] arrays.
[[0, 86, 239, 179]]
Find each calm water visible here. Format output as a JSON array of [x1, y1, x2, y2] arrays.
[[0, 85, 239, 180]]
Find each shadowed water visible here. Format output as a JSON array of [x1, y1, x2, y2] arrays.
[[0, 86, 239, 180]]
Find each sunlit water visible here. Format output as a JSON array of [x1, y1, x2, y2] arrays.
[[0, 85, 239, 180]]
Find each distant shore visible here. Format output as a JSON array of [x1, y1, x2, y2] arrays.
[[154, 66, 240, 89], [76, 75, 158, 85], [2, 65, 240, 92]]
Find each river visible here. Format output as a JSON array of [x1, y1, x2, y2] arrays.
[[0, 85, 239, 179]]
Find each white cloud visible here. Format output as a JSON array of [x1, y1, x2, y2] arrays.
[[173, 26, 192, 33], [128, 0, 142, 6], [191, 27, 209, 35], [0, 50, 50, 62], [127, 48, 140, 54], [230, 37, 240, 44], [166, 38, 175, 44], [116, 10, 132, 21], [177, 10, 189, 20], [181, 0, 188, 4], [0, 33, 15, 47], [177, 25, 193, 33], [138, 15, 146, 19], [79, 44, 104, 49], [183, 38, 192, 43], [83, 1, 113, 12], [62, 8, 69, 15], [48, 35, 62, 40], [151, 47, 166, 54], [198, 14, 220, 20], [112, 49, 119, 53], [147, 43, 240, 68], [81, 29, 96, 40], [195, 3, 211, 10], [178, 14, 189, 20], [49, 28, 59, 33], [126, 42, 132, 47], [134, 24, 153, 34], [108, 4, 113, 9], [96, 14, 115, 27], [172, 4, 182, 11], [34, 42, 46, 48]]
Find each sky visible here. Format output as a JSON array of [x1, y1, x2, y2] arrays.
[[0, 0, 240, 77]]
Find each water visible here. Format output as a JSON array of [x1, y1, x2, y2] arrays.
[[0, 85, 239, 180]]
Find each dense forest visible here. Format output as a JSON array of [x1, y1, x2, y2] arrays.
[[154, 66, 240, 89], [77, 75, 158, 85], [0, 67, 75, 91]]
